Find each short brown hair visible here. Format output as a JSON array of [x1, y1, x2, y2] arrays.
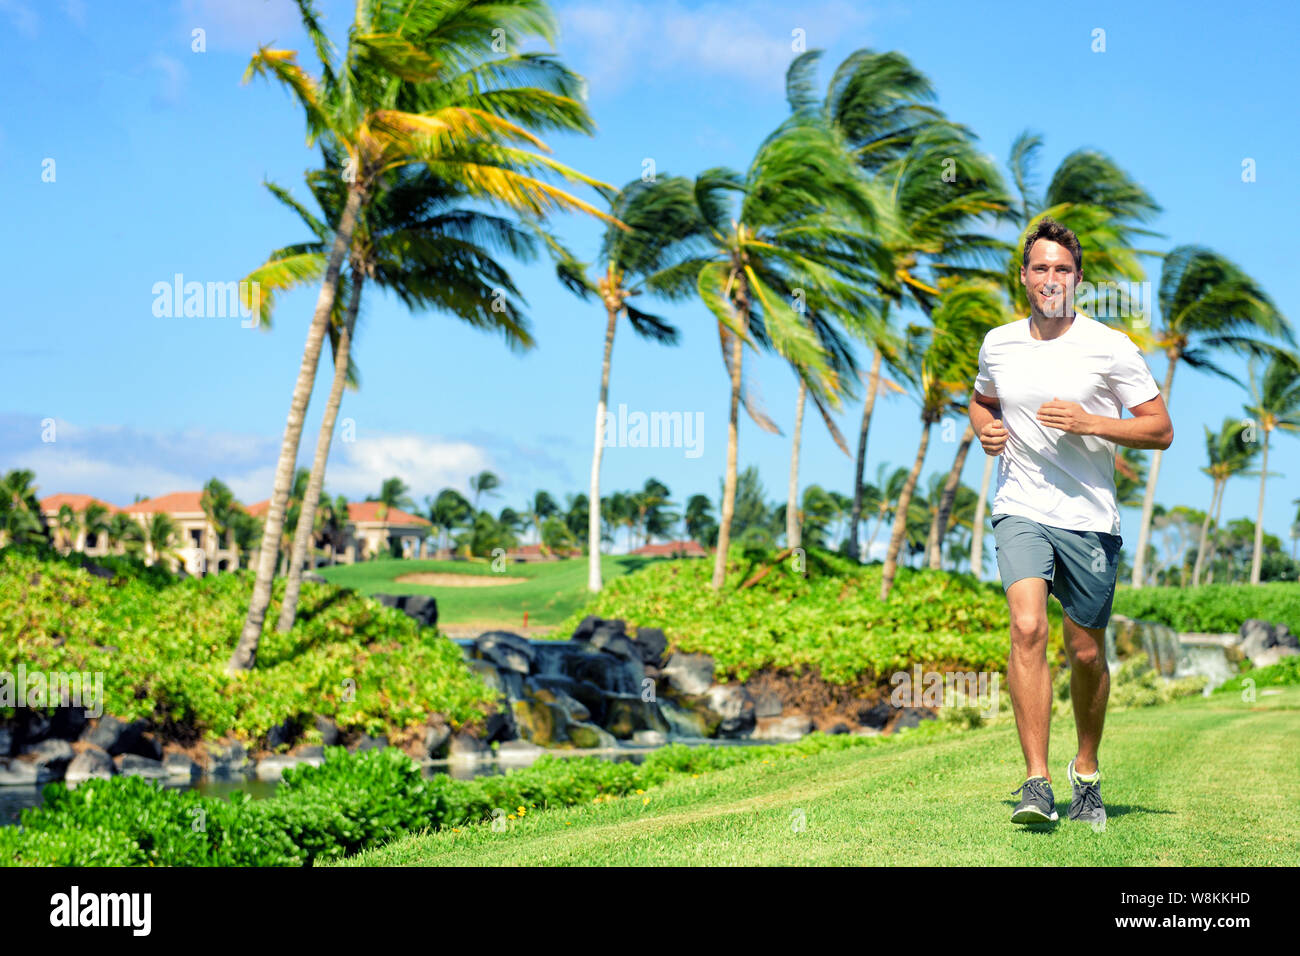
[[1021, 217, 1082, 273]]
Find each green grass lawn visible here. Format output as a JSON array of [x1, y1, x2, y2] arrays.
[[333, 685, 1300, 866], [315, 554, 660, 628]]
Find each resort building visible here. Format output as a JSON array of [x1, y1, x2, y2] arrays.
[[40, 491, 433, 573]]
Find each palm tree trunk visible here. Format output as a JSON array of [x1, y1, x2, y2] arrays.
[[1204, 476, 1228, 584], [229, 182, 363, 672], [1191, 478, 1223, 587], [276, 273, 364, 633], [928, 423, 976, 569], [712, 324, 744, 591], [1250, 429, 1271, 585], [847, 349, 882, 561], [880, 421, 931, 600], [1131, 354, 1178, 588], [970, 454, 995, 579], [786, 377, 807, 550], [588, 303, 619, 592], [865, 511, 885, 555]]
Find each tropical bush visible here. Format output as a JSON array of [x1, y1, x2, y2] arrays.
[[560, 547, 1039, 683], [0, 546, 497, 743], [1111, 581, 1300, 634]]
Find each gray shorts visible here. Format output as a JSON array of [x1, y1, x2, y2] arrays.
[[991, 513, 1123, 629]]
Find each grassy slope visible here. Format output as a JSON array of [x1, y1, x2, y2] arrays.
[[335, 685, 1300, 866], [316, 555, 655, 628]]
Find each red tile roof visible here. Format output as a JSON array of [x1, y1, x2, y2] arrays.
[[122, 491, 207, 515], [347, 502, 431, 526], [39, 494, 119, 514], [629, 539, 708, 557], [241, 499, 430, 526]]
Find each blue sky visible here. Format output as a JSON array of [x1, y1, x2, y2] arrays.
[[2, 0, 1298, 567]]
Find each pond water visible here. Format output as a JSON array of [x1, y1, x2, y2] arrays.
[[0, 736, 770, 827]]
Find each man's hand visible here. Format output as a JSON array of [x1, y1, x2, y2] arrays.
[[1036, 397, 1094, 435], [979, 418, 1008, 456]]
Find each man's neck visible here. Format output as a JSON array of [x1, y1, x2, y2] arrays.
[[1027, 309, 1076, 342]]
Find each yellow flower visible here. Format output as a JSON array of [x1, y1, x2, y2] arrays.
[[565, 821, 572, 826], [642, 797, 650, 805], [635, 789, 644, 794]]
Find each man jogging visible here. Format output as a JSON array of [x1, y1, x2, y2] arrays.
[[969, 218, 1172, 827]]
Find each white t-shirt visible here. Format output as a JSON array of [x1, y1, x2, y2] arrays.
[[972, 312, 1161, 534]]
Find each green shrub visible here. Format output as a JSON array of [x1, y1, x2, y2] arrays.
[[1112, 582, 1300, 634], [1212, 655, 1300, 695], [0, 547, 498, 741], [557, 546, 1036, 684]]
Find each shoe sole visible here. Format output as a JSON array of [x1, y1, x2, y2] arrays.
[[1010, 806, 1059, 824]]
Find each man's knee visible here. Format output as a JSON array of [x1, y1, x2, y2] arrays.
[[1066, 634, 1106, 667], [1009, 611, 1048, 649]]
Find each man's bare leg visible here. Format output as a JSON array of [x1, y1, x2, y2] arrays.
[[1063, 612, 1108, 775], [1006, 577, 1052, 782]]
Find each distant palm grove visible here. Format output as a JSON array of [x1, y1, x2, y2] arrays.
[[4, 1, 1298, 674]]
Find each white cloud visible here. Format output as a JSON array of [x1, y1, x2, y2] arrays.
[[178, 0, 306, 53], [324, 434, 496, 503], [559, 0, 875, 94], [0, 414, 511, 510]]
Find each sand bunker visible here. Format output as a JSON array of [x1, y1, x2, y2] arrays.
[[393, 572, 527, 587]]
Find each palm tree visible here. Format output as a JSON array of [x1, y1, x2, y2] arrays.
[[684, 494, 717, 552], [427, 489, 472, 556], [921, 279, 1010, 569], [546, 176, 705, 591], [880, 290, 987, 599], [0, 470, 46, 547], [632, 478, 674, 550], [54, 505, 80, 554], [858, 463, 909, 561], [1290, 496, 1300, 562], [1190, 418, 1257, 587], [646, 110, 888, 589], [81, 502, 110, 553], [232, 0, 622, 670], [469, 471, 501, 511], [144, 513, 180, 570], [371, 477, 415, 513], [525, 490, 559, 555], [1129, 246, 1293, 587], [268, 145, 548, 625], [318, 493, 350, 565], [105, 512, 145, 558], [200, 478, 239, 564], [781, 48, 1002, 565], [1243, 350, 1300, 584]]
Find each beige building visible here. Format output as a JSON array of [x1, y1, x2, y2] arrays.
[[42, 491, 433, 573]]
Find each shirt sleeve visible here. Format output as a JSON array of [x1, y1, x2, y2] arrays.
[[1106, 334, 1161, 409], [972, 337, 996, 399]]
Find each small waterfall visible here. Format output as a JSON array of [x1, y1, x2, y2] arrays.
[[1105, 616, 1238, 694]]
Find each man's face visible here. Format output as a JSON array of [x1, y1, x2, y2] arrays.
[[1020, 238, 1081, 319]]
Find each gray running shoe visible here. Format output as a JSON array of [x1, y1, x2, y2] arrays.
[[1067, 758, 1106, 826], [1010, 776, 1058, 824]]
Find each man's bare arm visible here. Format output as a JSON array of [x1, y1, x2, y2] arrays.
[[1086, 395, 1172, 450]]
